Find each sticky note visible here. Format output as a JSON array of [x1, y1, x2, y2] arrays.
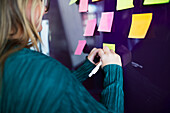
[[74, 40, 86, 55], [103, 43, 115, 51], [98, 12, 114, 32], [79, 0, 88, 12], [69, 0, 77, 5], [83, 19, 97, 36], [92, 0, 102, 2], [116, 0, 134, 11], [128, 13, 153, 39], [143, 0, 169, 5]]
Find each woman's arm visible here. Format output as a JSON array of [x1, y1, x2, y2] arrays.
[[71, 58, 96, 82], [59, 47, 124, 113], [101, 64, 124, 113], [71, 48, 100, 82], [58, 64, 124, 113]]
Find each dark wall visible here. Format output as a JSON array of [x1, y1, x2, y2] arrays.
[[102, 0, 170, 113], [44, 0, 170, 112]]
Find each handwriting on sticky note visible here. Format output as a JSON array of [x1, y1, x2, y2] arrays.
[[79, 0, 88, 12], [143, 0, 169, 5], [128, 13, 153, 39], [83, 19, 97, 36], [103, 43, 115, 51], [69, 0, 77, 5], [98, 12, 114, 32], [116, 0, 134, 11], [74, 40, 87, 55]]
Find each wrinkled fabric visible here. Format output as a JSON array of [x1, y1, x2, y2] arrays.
[[0, 48, 124, 113]]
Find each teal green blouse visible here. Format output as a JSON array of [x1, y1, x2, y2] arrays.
[[1, 48, 124, 113]]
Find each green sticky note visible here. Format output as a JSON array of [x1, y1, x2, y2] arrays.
[[116, 0, 134, 11], [69, 0, 77, 5], [143, 0, 169, 5], [103, 43, 115, 51]]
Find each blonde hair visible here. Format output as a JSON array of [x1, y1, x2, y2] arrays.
[[0, 0, 45, 73]]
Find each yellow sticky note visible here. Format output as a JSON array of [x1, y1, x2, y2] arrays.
[[103, 43, 115, 51], [92, 0, 102, 2], [128, 13, 153, 39], [69, 0, 77, 5], [116, 0, 134, 11], [144, 0, 169, 5]]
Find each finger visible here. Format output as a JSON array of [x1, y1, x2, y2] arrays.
[[88, 48, 99, 64], [103, 46, 110, 54], [89, 48, 99, 58], [98, 49, 104, 57], [90, 48, 97, 54], [110, 49, 115, 54]]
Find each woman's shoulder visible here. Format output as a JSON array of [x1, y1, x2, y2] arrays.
[[5, 48, 70, 75], [4, 48, 71, 87], [7, 48, 60, 65], [2, 48, 72, 108], [9, 48, 53, 60]]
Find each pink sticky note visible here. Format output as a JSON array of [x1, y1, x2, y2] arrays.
[[83, 19, 97, 36], [79, 0, 88, 12], [74, 40, 87, 55], [98, 12, 114, 32]]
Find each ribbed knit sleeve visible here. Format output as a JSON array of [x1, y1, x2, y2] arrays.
[[72, 58, 96, 82], [101, 64, 124, 113]]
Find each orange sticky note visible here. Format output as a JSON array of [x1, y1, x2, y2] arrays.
[[128, 13, 153, 39], [74, 40, 86, 55], [83, 19, 97, 36], [98, 12, 114, 32], [79, 0, 88, 12]]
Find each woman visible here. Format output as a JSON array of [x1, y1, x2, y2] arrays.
[[0, 0, 124, 112]]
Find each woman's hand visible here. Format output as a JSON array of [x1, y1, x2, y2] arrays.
[[98, 46, 122, 68], [87, 48, 100, 65]]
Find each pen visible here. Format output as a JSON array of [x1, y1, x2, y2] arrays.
[[88, 61, 102, 77]]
